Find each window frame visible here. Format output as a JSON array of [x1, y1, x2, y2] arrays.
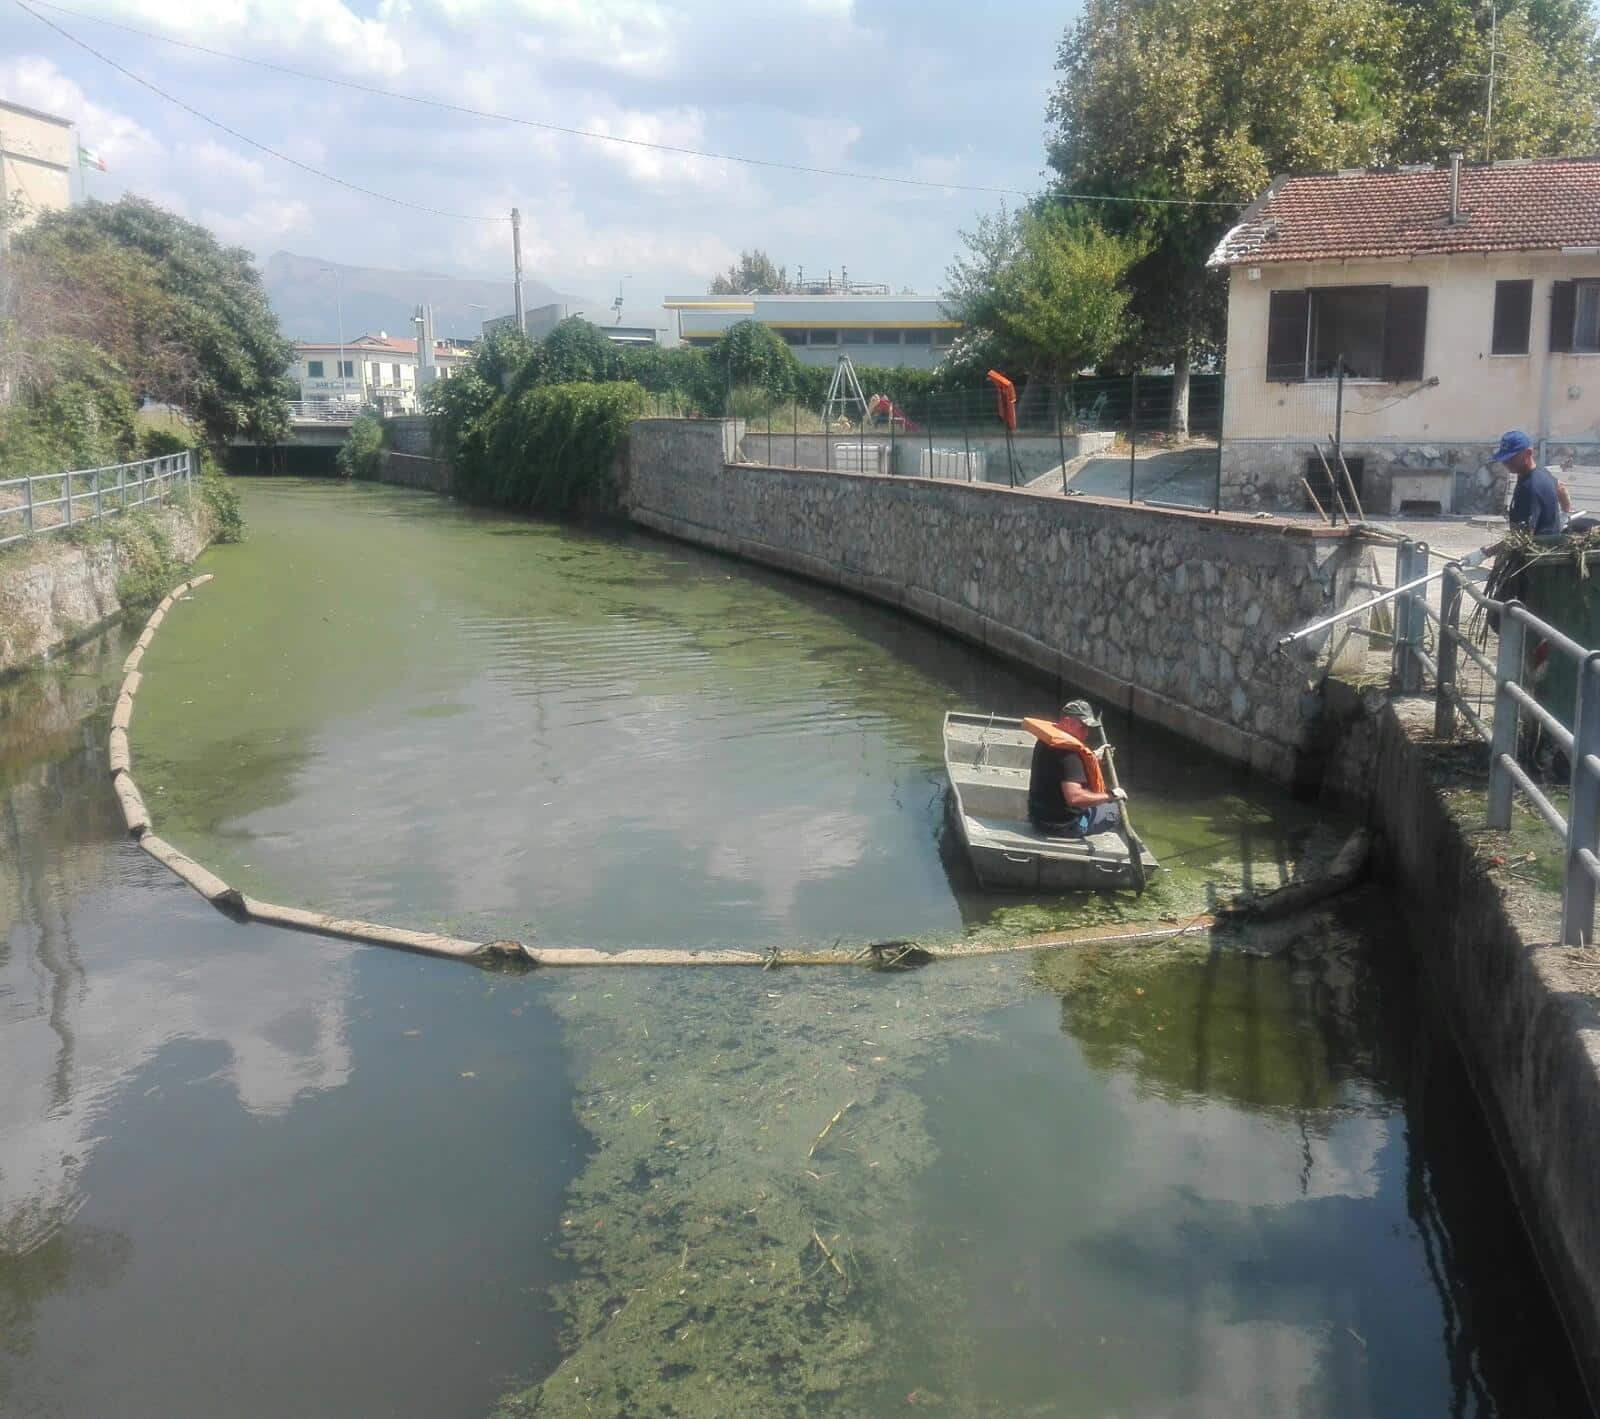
[[1263, 282, 1427, 383], [1490, 278, 1534, 356], [1575, 280, 1600, 354], [307, 359, 325, 378]]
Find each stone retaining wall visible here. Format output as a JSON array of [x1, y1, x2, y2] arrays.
[[375, 449, 453, 494], [628, 418, 1359, 781], [0, 502, 209, 676], [737, 430, 1115, 484]]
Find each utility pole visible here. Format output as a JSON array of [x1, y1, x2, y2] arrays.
[[1485, 2, 1498, 161], [0, 122, 10, 258], [511, 207, 525, 334]]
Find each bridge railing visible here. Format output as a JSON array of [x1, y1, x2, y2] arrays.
[[0, 451, 193, 550], [1393, 537, 1600, 945], [286, 401, 362, 424]]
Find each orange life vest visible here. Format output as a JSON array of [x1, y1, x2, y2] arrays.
[[1022, 717, 1106, 795]]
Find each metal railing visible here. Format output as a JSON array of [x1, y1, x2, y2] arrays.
[[1395, 538, 1600, 944], [286, 401, 362, 423], [0, 451, 193, 549]]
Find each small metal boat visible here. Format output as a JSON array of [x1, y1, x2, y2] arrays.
[[942, 711, 1158, 892]]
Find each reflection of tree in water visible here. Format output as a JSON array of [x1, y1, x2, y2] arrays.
[[1039, 911, 1384, 1117], [0, 1218, 132, 1406]]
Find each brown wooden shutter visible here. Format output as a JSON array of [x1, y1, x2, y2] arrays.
[[1265, 290, 1309, 381], [1491, 279, 1533, 355], [1550, 280, 1577, 352], [1383, 286, 1428, 382]]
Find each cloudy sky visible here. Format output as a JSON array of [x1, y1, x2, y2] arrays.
[[0, 0, 1072, 306]]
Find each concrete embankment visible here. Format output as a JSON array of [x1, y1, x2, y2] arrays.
[[0, 502, 209, 677], [376, 415, 453, 493], [1326, 688, 1600, 1403], [626, 418, 1360, 783]]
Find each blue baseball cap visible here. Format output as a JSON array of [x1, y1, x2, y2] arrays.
[[1492, 430, 1534, 463]]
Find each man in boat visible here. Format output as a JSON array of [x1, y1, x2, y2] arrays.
[[1025, 700, 1126, 837]]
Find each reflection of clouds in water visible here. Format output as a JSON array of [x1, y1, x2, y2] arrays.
[[228, 634, 886, 931], [1108, 1073, 1389, 1208], [704, 804, 870, 921], [0, 838, 351, 1256]]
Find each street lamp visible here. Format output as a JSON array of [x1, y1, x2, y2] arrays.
[[320, 266, 347, 408], [464, 302, 488, 340]]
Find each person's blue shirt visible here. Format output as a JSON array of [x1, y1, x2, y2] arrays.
[[1509, 465, 1563, 536]]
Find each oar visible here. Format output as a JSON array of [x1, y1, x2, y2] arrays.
[[1091, 717, 1147, 895]]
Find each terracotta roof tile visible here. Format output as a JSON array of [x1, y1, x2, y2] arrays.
[[1209, 157, 1600, 266]]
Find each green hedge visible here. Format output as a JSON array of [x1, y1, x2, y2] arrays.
[[454, 381, 648, 515]]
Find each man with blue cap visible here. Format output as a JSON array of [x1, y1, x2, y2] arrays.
[[1494, 431, 1568, 536]]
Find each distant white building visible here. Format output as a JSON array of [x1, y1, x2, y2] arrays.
[[663, 293, 960, 370], [485, 301, 673, 348], [0, 98, 73, 236], [291, 332, 472, 412]]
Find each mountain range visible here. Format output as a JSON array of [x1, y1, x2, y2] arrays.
[[261, 250, 587, 343]]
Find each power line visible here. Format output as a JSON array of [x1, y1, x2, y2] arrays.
[[23, 0, 1241, 210], [12, 0, 505, 222]]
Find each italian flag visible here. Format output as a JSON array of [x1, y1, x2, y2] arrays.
[[78, 146, 107, 172]]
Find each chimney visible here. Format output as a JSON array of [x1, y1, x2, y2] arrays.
[[1448, 152, 1463, 225]]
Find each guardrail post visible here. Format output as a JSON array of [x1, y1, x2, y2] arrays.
[[1392, 539, 1425, 693], [1562, 652, 1600, 944], [1488, 602, 1527, 829], [25, 474, 34, 535], [64, 471, 73, 527], [117, 463, 125, 511], [94, 467, 102, 521], [1435, 564, 1462, 739]]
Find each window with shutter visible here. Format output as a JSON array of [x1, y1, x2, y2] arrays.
[[1491, 280, 1533, 355], [1265, 290, 1310, 381], [1313, 286, 1389, 378], [1382, 287, 1428, 382], [1575, 282, 1600, 353], [1550, 281, 1577, 352]]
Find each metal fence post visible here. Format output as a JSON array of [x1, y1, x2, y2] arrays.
[[1434, 565, 1462, 739], [117, 463, 125, 511], [1487, 603, 1527, 829], [1395, 540, 1427, 694], [1128, 371, 1138, 504], [25, 474, 34, 535], [926, 406, 934, 480], [64, 471, 73, 527], [1213, 364, 1226, 513], [1563, 652, 1600, 944], [1056, 386, 1068, 496]]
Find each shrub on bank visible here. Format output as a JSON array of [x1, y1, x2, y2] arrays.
[[140, 424, 245, 543], [457, 381, 648, 516], [337, 413, 384, 481]]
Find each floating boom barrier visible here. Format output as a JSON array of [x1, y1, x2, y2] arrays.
[[109, 576, 1379, 971]]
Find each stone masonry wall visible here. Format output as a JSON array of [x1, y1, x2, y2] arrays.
[[628, 418, 1359, 781], [1222, 440, 1515, 516]]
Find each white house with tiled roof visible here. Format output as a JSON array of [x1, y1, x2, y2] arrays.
[[292, 333, 472, 413], [1208, 155, 1600, 515]]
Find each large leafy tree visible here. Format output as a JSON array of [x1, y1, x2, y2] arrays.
[[944, 205, 1144, 386], [708, 249, 791, 294], [1047, 0, 1600, 433], [14, 196, 294, 447]]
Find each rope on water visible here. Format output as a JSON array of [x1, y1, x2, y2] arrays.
[[111, 575, 1219, 970]]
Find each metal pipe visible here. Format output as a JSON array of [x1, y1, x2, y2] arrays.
[[1276, 545, 1497, 650]]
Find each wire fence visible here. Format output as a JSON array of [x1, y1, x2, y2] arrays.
[[646, 371, 1232, 508], [0, 452, 193, 549]]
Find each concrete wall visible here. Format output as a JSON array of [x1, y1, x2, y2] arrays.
[[1220, 250, 1600, 511], [628, 418, 1359, 781], [1323, 689, 1600, 1403]]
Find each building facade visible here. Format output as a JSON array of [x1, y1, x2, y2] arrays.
[[1210, 157, 1600, 515], [0, 99, 72, 236], [663, 294, 959, 370], [292, 333, 472, 413], [484, 301, 672, 348]]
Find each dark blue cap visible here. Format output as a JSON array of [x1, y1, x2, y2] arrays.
[[1492, 430, 1534, 463]]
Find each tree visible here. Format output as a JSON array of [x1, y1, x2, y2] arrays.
[[15, 196, 294, 447], [1047, 0, 1600, 433], [943, 206, 1144, 386], [707, 319, 801, 400], [527, 316, 622, 386], [709, 249, 791, 295]]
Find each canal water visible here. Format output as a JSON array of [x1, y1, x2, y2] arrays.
[[0, 478, 1587, 1416]]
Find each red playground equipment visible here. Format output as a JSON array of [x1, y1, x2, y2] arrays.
[[866, 393, 921, 432]]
